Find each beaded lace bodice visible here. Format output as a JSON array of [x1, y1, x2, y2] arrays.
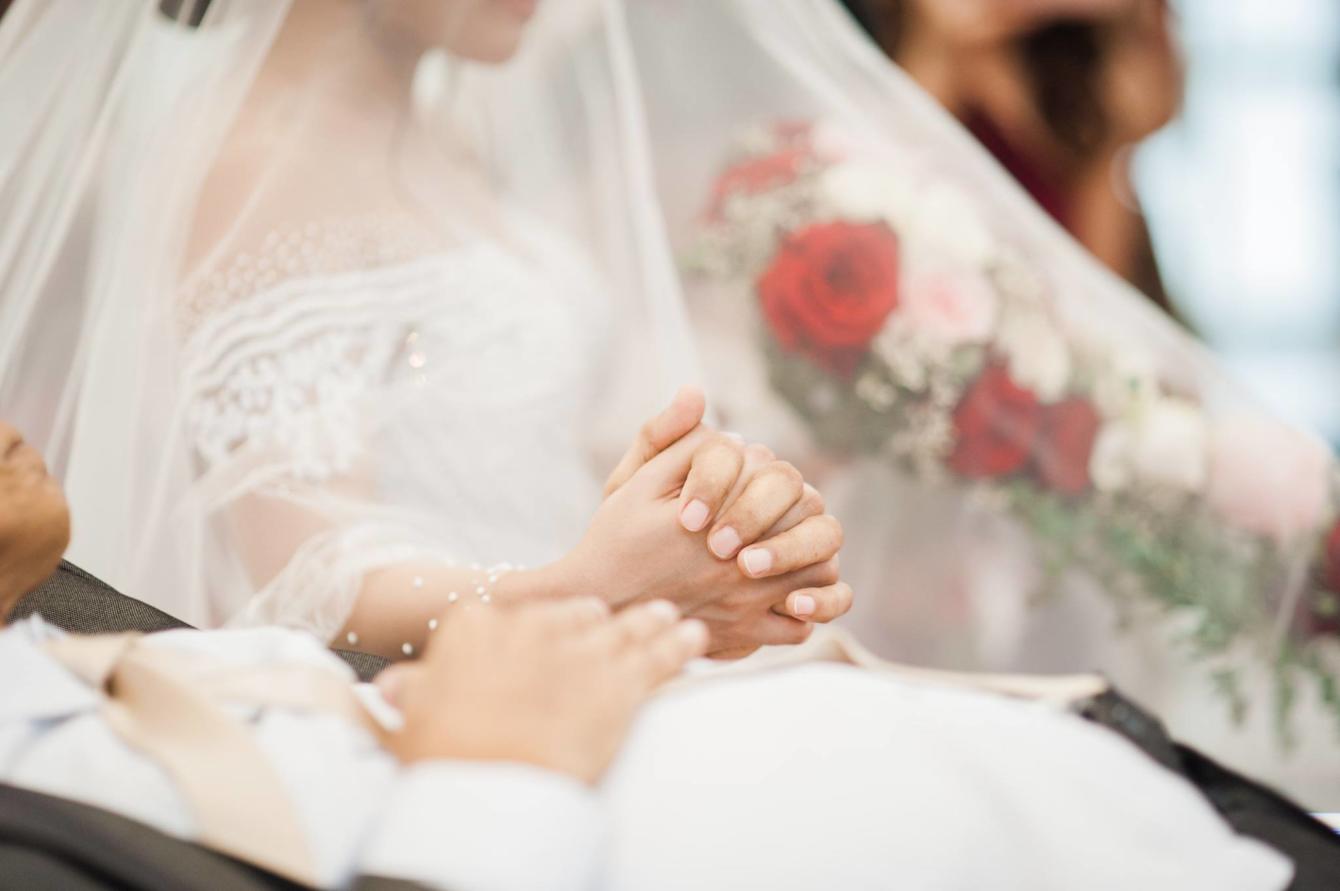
[[176, 213, 612, 632]]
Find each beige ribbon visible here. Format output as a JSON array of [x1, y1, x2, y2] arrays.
[[45, 633, 381, 887], [672, 628, 1110, 705]]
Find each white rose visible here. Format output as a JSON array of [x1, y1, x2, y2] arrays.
[[1089, 424, 1134, 493], [811, 120, 892, 164], [1131, 398, 1209, 493], [818, 162, 914, 230], [906, 180, 997, 267], [996, 309, 1071, 402]]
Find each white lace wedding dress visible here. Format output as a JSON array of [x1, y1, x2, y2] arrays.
[[175, 209, 1288, 891], [176, 211, 613, 635]]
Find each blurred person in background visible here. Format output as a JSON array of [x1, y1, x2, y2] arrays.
[[839, 0, 1182, 314]]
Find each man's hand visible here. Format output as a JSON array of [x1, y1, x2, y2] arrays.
[[382, 599, 707, 785], [0, 421, 69, 618]]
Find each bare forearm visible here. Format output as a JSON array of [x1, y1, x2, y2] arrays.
[[335, 560, 578, 660]]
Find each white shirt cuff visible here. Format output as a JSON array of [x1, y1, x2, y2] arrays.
[[358, 761, 607, 891]]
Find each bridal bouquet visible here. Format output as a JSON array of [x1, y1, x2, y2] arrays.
[[686, 120, 1340, 734]]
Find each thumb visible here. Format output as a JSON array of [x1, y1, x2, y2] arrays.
[[603, 386, 707, 497]]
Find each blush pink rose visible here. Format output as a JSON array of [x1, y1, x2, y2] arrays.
[[1206, 415, 1333, 544], [898, 262, 998, 346]]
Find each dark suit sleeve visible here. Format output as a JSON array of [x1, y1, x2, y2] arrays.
[[9, 560, 389, 681], [9, 561, 191, 635]]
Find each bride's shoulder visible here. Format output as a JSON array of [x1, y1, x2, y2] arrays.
[[176, 212, 440, 335]]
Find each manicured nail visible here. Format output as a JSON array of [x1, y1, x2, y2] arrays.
[[741, 547, 773, 577], [680, 499, 710, 532], [645, 600, 680, 622], [723, 431, 746, 444], [709, 526, 741, 559], [791, 594, 816, 617]]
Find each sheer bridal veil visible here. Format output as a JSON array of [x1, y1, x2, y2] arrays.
[[2, 0, 1338, 799], [623, 1, 1340, 798], [0, 0, 698, 629]]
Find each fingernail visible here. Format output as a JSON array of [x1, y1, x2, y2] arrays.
[[680, 499, 710, 532], [645, 600, 680, 622], [709, 526, 741, 559], [741, 547, 773, 576], [677, 619, 709, 649], [791, 594, 816, 617], [723, 431, 746, 444]]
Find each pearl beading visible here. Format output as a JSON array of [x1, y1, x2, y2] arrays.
[[343, 562, 517, 657]]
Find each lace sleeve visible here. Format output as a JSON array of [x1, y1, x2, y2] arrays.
[[177, 219, 457, 638], [174, 212, 601, 641]]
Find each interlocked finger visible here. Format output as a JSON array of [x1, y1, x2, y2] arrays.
[[764, 483, 825, 538], [737, 514, 843, 579], [711, 614, 813, 657], [707, 461, 805, 564], [773, 581, 854, 623], [677, 435, 746, 532], [603, 386, 706, 496]]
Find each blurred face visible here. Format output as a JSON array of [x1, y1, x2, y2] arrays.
[[908, 0, 1136, 45], [383, 0, 540, 64], [0, 422, 69, 620]]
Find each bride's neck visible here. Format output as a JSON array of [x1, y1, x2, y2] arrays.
[[264, 0, 421, 113]]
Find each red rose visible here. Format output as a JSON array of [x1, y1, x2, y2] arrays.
[[948, 362, 1044, 479], [758, 221, 901, 377], [708, 147, 810, 220], [1034, 398, 1102, 496], [1300, 521, 1340, 636], [1325, 520, 1340, 593]]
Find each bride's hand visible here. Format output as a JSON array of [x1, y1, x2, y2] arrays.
[[557, 416, 847, 657], [604, 388, 852, 627]]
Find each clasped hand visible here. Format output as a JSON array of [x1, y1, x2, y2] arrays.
[[550, 388, 851, 658]]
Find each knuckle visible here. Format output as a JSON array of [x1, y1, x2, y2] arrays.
[[694, 438, 744, 480], [722, 501, 764, 533], [744, 442, 774, 465], [704, 431, 743, 454], [719, 591, 751, 614], [818, 514, 844, 549], [762, 460, 804, 491], [716, 432, 747, 455], [801, 484, 825, 515]]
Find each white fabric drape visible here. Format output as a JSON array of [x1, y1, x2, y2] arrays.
[[625, 0, 1340, 800], [2, 0, 1338, 800]]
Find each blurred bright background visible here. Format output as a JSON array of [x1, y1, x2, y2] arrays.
[[1138, 0, 1340, 442]]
